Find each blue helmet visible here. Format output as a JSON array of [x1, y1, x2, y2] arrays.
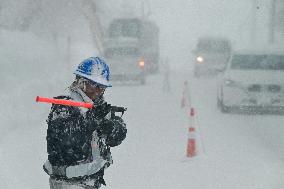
[[74, 57, 112, 87]]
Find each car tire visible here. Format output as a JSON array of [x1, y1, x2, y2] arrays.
[[140, 76, 146, 85], [217, 97, 230, 113]]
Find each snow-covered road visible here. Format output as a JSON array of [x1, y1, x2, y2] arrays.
[[1, 29, 284, 188], [104, 73, 284, 189], [1, 70, 284, 189]]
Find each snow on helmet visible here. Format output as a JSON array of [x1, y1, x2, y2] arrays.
[[74, 57, 112, 87]]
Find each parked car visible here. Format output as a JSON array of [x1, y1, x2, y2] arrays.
[[192, 37, 231, 77], [217, 51, 284, 113]]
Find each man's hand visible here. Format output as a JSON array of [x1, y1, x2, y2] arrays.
[[93, 102, 112, 120], [97, 116, 127, 147]]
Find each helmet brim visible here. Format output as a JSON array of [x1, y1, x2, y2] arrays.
[[73, 71, 112, 87]]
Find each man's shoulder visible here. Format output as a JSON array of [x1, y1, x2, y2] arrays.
[[48, 95, 80, 119]]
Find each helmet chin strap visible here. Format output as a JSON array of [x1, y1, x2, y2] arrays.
[[77, 78, 87, 91]]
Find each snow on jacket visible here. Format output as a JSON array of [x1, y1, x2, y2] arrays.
[[43, 85, 127, 179]]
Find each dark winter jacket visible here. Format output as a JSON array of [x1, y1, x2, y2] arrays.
[[43, 86, 127, 181]]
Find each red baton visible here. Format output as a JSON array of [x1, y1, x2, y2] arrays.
[[36, 96, 93, 109]]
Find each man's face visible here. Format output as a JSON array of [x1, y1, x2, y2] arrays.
[[84, 80, 106, 100]]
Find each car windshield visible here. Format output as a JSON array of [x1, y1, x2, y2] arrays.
[[230, 54, 284, 70], [108, 19, 141, 38], [104, 47, 139, 58]]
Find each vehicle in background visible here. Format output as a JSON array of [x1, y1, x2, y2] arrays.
[[103, 18, 159, 83], [217, 51, 284, 113], [192, 37, 232, 77], [104, 38, 146, 85]]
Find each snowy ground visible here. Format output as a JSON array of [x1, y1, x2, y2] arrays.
[[1, 30, 284, 189], [104, 73, 284, 189]]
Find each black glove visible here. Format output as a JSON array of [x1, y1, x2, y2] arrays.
[[97, 119, 115, 137], [85, 102, 112, 132], [97, 117, 127, 147], [92, 102, 112, 120]]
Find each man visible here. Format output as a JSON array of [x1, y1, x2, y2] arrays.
[[43, 56, 127, 189], [161, 57, 171, 92]]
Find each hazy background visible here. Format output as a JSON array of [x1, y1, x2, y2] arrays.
[[1, 1, 284, 189], [97, 0, 284, 70], [1, 0, 284, 71]]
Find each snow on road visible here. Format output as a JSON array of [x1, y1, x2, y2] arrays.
[[104, 73, 284, 189], [1, 70, 284, 189], [1, 31, 284, 189]]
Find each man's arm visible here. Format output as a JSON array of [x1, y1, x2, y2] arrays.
[[46, 102, 93, 166]]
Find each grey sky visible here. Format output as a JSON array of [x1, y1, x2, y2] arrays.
[[149, 0, 268, 64]]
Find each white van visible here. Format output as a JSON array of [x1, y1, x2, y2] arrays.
[[192, 37, 232, 77]]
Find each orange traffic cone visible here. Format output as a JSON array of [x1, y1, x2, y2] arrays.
[[186, 108, 197, 158], [187, 127, 196, 157]]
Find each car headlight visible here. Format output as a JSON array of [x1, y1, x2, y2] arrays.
[[223, 79, 236, 86], [196, 56, 204, 63], [138, 59, 145, 68]]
